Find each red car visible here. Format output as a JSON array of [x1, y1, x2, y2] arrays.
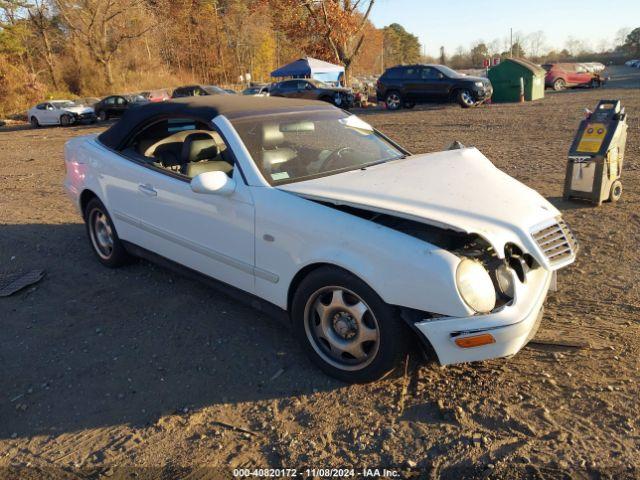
[[543, 63, 601, 91], [140, 89, 171, 102]]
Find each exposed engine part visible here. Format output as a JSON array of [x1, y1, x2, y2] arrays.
[[316, 201, 536, 309]]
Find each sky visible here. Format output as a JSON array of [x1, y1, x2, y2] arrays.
[[368, 0, 639, 57]]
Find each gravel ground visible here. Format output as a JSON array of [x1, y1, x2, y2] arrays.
[[1, 66, 639, 479]]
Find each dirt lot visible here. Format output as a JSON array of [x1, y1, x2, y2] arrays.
[[1, 66, 639, 479]]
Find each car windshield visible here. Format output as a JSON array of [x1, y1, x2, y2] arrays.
[[204, 85, 227, 95], [231, 110, 405, 185], [51, 101, 76, 108], [435, 65, 464, 78]]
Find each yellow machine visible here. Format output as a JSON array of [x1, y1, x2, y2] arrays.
[[563, 100, 628, 205]]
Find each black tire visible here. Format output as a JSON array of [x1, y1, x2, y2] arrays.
[[609, 180, 622, 202], [291, 266, 409, 383], [404, 102, 416, 109], [60, 114, 71, 126], [385, 91, 402, 110], [457, 89, 476, 108], [84, 197, 132, 268], [97, 110, 108, 122], [30, 116, 40, 128], [553, 78, 566, 91]]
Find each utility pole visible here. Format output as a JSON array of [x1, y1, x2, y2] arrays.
[[510, 28, 513, 58]]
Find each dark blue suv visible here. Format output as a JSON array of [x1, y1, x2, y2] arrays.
[[376, 64, 493, 110]]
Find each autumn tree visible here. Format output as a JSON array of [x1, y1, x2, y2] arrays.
[[55, 0, 155, 85], [273, 0, 376, 81], [383, 23, 420, 68]]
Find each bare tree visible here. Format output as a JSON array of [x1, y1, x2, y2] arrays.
[[55, 0, 155, 85], [27, 0, 58, 88]]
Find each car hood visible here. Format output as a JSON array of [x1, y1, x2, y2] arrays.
[[62, 105, 94, 114], [278, 148, 562, 269], [459, 75, 489, 84]]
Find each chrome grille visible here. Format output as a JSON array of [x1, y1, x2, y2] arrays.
[[532, 219, 578, 266]]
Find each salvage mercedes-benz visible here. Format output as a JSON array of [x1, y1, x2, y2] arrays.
[[64, 96, 577, 382]]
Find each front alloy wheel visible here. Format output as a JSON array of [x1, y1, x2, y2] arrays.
[[305, 287, 380, 371], [458, 89, 476, 108], [292, 266, 409, 383]]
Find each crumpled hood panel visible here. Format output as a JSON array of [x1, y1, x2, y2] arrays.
[[278, 148, 561, 268], [63, 106, 94, 115]]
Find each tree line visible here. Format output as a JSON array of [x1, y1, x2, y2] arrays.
[[0, 0, 423, 116]]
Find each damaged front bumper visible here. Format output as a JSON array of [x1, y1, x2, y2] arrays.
[[414, 266, 552, 365]]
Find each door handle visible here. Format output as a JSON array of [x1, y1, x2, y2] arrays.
[[138, 184, 157, 197]]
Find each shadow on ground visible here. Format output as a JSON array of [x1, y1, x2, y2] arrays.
[[0, 223, 342, 440]]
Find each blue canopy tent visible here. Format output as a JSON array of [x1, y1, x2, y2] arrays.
[[270, 57, 345, 85]]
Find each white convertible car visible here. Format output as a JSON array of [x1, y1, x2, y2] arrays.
[[28, 100, 96, 127], [64, 96, 577, 382]]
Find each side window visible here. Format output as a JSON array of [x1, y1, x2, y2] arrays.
[[122, 118, 234, 179], [384, 68, 402, 79], [421, 67, 440, 80], [36, 104, 46, 110], [402, 68, 419, 79], [297, 81, 309, 90], [116, 97, 126, 105], [105, 97, 115, 105]]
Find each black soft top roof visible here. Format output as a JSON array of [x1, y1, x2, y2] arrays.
[[97, 95, 336, 150]]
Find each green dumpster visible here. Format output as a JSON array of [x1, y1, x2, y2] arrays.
[[488, 58, 546, 102]]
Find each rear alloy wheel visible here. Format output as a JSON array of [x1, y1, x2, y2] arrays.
[[553, 78, 566, 91], [85, 198, 132, 268], [609, 180, 622, 202], [457, 89, 476, 108], [98, 110, 108, 122], [385, 91, 402, 110], [292, 266, 408, 383], [60, 114, 72, 126], [30, 116, 40, 128]]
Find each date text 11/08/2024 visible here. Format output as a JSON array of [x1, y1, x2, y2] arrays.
[[233, 468, 401, 477]]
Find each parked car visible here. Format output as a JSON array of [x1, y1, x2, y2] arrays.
[[542, 63, 601, 90], [139, 89, 171, 102], [171, 85, 229, 98], [624, 59, 640, 67], [269, 79, 354, 108], [242, 84, 270, 96], [223, 88, 237, 94], [94, 94, 148, 122], [28, 100, 96, 128], [64, 96, 577, 382], [376, 64, 493, 109]]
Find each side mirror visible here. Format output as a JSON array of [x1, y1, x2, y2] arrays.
[[191, 170, 236, 196]]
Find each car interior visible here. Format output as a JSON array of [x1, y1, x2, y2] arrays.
[[125, 120, 234, 179]]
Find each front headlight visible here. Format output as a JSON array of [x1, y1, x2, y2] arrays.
[[474, 81, 485, 88], [456, 259, 496, 313]]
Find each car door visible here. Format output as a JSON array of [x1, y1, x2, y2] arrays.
[[400, 67, 421, 101], [33, 103, 48, 124], [114, 96, 128, 116], [102, 96, 116, 116], [112, 117, 256, 293], [417, 67, 449, 100], [42, 103, 57, 124]]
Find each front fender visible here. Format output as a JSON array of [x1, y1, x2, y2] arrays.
[[252, 188, 472, 317]]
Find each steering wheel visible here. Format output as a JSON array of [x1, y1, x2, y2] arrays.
[[319, 147, 356, 172]]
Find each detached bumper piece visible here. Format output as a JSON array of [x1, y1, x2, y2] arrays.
[[414, 267, 551, 365]]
